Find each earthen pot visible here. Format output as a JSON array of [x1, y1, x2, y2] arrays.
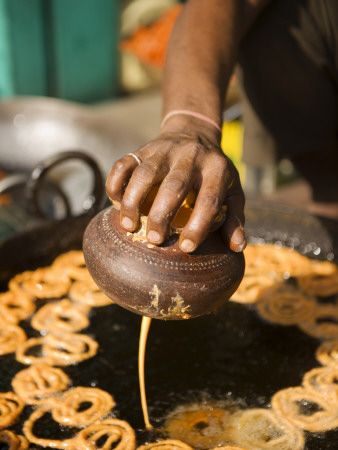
[[83, 207, 245, 320]]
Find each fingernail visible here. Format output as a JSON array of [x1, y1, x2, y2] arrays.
[[147, 230, 161, 243], [232, 226, 245, 244], [180, 239, 195, 253], [231, 227, 246, 251], [121, 216, 134, 230], [233, 241, 247, 252]]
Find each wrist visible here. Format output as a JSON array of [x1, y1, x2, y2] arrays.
[[161, 110, 222, 132], [160, 113, 222, 145]]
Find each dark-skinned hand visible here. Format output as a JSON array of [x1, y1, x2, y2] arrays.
[[105, 128, 246, 254]]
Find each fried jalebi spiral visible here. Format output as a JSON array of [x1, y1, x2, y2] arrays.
[[69, 278, 114, 307], [137, 440, 193, 450], [50, 387, 115, 427], [52, 250, 90, 281], [271, 386, 338, 432], [232, 244, 338, 304], [316, 340, 338, 368], [0, 321, 26, 355], [12, 364, 70, 405], [43, 332, 99, 366], [8, 271, 34, 296], [243, 244, 312, 278], [255, 284, 316, 325], [0, 430, 29, 449], [23, 406, 79, 449], [297, 261, 338, 297], [9, 267, 71, 299], [230, 273, 276, 304], [76, 418, 136, 449], [0, 290, 35, 323], [164, 404, 232, 448], [31, 298, 90, 333], [16, 332, 98, 366], [17, 435, 29, 449], [0, 392, 24, 429], [226, 408, 305, 450], [298, 304, 338, 340], [15, 336, 52, 365], [302, 366, 338, 399]]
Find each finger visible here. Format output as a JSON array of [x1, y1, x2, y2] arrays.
[[120, 152, 168, 232], [178, 157, 228, 252], [145, 159, 197, 244], [105, 153, 142, 209], [221, 178, 246, 252]]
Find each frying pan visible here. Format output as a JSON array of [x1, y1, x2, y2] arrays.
[[0, 201, 337, 449], [0, 96, 149, 175], [0, 95, 159, 217]]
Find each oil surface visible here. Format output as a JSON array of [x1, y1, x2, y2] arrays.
[[1, 296, 336, 448]]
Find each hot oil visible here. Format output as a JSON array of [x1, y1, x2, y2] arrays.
[[0, 277, 336, 448], [163, 399, 242, 449]]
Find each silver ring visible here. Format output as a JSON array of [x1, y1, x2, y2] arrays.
[[128, 153, 142, 166]]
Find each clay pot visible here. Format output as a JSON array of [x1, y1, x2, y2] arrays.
[[83, 207, 245, 320]]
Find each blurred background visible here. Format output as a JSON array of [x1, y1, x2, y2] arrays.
[[0, 0, 305, 239]]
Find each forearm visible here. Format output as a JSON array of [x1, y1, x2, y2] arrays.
[[106, 0, 272, 253], [162, 0, 271, 132]]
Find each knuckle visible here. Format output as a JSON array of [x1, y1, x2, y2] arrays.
[[213, 152, 228, 165], [187, 142, 207, 159], [121, 195, 138, 211], [148, 215, 165, 227], [148, 209, 170, 227], [204, 154, 229, 177], [134, 162, 157, 180], [148, 198, 176, 225], [141, 141, 157, 153], [113, 160, 127, 173], [121, 203, 139, 220], [209, 153, 228, 172], [198, 191, 222, 215], [163, 173, 189, 194], [105, 177, 117, 198]]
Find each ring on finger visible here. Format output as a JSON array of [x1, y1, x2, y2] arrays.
[[128, 153, 142, 166]]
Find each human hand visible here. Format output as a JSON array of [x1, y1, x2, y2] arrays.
[[105, 129, 246, 253]]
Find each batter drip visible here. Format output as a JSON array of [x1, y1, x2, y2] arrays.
[[139, 316, 153, 430]]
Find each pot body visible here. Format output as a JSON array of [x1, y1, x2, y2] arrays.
[[83, 207, 245, 320]]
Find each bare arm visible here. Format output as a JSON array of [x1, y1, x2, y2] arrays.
[[106, 0, 271, 253], [163, 0, 271, 119]]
